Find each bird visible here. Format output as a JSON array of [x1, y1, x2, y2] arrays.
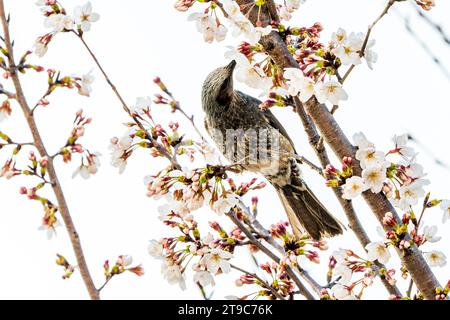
[[201, 60, 344, 240]]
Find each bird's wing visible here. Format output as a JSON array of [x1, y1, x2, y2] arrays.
[[238, 91, 297, 154]]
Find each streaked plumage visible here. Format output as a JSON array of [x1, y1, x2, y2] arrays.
[[201, 60, 343, 240]]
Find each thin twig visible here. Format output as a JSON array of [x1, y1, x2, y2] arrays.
[[0, 84, 15, 99], [97, 276, 112, 292]]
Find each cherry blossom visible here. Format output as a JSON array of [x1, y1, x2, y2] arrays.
[[331, 28, 347, 44], [352, 132, 374, 150], [132, 97, 152, 115], [34, 35, 51, 58], [78, 71, 95, 97], [116, 255, 133, 267], [161, 260, 186, 290], [283, 68, 315, 102], [44, 13, 73, 32], [235, 59, 272, 92], [342, 176, 366, 200], [391, 134, 415, 159], [212, 193, 239, 215], [332, 32, 363, 66], [109, 135, 133, 174], [193, 271, 215, 287], [355, 146, 386, 170], [334, 264, 352, 284], [424, 251, 447, 267], [362, 165, 387, 193], [285, 0, 304, 12], [201, 248, 233, 274], [330, 283, 355, 300], [221, 0, 244, 20], [188, 12, 227, 43], [397, 179, 429, 210], [148, 240, 164, 260], [229, 19, 260, 45], [422, 225, 441, 243], [73, 2, 100, 32], [365, 242, 391, 264], [314, 80, 348, 105], [331, 29, 378, 69], [440, 200, 450, 223]]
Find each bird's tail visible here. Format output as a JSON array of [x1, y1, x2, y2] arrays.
[[274, 175, 344, 241]]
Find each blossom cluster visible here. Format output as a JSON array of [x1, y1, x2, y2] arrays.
[[0, 132, 61, 240], [34, 1, 99, 57], [324, 133, 448, 275], [63, 110, 101, 179], [270, 221, 327, 265], [182, 0, 274, 45], [233, 262, 296, 300], [108, 97, 189, 174], [176, 1, 379, 107], [143, 163, 329, 298], [324, 248, 396, 300], [103, 255, 145, 281], [331, 133, 428, 208], [55, 254, 76, 280], [109, 78, 222, 174]]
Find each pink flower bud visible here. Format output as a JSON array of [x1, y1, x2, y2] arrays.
[[39, 157, 48, 167], [402, 212, 410, 225], [324, 164, 338, 176], [382, 212, 396, 227]]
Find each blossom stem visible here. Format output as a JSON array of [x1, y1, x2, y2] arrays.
[[292, 154, 323, 176], [230, 263, 285, 300], [97, 276, 113, 292], [0, 1, 99, 300], [168, 95, 206, 143]]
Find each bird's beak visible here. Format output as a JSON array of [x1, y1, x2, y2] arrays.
[[226, 60, 237, 72]]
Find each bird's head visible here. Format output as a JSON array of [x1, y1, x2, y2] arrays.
[[202, 60, 236, 111]]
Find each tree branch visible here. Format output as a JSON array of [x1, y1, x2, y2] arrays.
[[236, 0, 438, 299], [0, 1, 99, 300]]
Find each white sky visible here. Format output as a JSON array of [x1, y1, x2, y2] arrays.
[[0, 0, 449, 299]]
